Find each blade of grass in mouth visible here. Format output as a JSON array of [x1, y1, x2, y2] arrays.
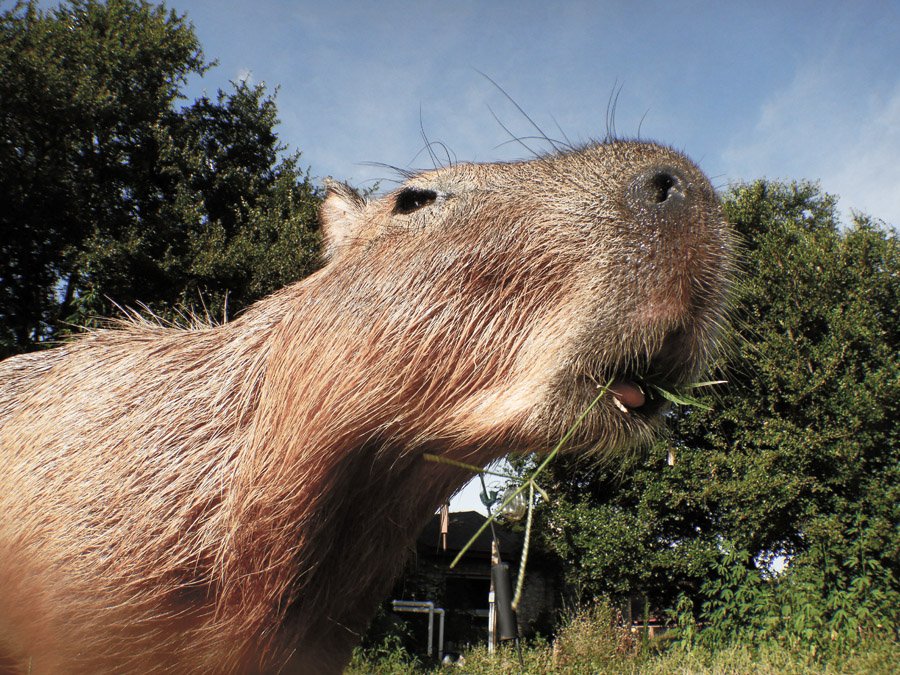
[[649, 380, 726, 411]]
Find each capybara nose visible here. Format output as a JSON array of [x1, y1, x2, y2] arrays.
[[627, 165, 692, 220]]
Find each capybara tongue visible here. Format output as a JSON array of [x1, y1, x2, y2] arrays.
[[609, 381, 646, 409]]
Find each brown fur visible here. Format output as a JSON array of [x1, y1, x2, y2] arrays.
[[0, 141, 733, 673]]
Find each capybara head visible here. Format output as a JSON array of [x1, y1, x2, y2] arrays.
[[0, 140, 732, 674], [316, 141, 731, 458]]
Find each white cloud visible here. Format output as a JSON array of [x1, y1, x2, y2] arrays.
[[723, 64, 900, 226], [828, 87, 900, 225]]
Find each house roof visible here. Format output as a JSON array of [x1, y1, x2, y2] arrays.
[[417, 510, 521, 558]]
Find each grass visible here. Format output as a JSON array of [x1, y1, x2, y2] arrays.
[[345, 600, 899, 674]]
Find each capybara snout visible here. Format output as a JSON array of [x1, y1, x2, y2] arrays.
[[0, 140, 732, 673]]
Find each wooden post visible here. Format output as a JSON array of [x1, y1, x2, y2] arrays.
[[439, 503, 449, 551]]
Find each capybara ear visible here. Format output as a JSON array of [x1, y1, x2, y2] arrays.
[[320, 178, 367, 261]]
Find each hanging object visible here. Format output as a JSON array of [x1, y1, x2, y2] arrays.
[[479, 487, 499, 509], [499, 486, 529, 521], [439, 502, 449, 551]]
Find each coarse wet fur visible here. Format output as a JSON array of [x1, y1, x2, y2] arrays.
[[0, 140, 733, 673]]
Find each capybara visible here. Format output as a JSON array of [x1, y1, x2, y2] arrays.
[[0, 139, 732, 673]]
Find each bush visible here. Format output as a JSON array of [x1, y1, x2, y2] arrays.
[[672, 537, 899, 660], [345, 598, 898, 673], [552, 600, 636, 667], [345, 633, 421, 675]]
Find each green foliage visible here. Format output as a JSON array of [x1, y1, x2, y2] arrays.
[[345, 633, 421, 675], [679, 526, 898, 656], [346, 600, 899, 673], [535, 180, 899, 644], [400, 601, 633, 674], [549, 600, 635, 668], [0, 0, 321, 357]]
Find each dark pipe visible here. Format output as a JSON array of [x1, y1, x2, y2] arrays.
[[491, 562, 518, 641]]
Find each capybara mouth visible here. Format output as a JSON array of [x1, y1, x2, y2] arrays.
[[604, 327, 696, 418], [561, 325, 701, 450]]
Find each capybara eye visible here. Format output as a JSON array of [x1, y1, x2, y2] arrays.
[[393, 187, 438, 214]]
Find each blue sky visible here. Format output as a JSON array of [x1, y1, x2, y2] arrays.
[[168, 0, 900, 227]]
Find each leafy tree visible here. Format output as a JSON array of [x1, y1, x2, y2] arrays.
[[0, 0, 321, 357], [536, 180, 899, 642]]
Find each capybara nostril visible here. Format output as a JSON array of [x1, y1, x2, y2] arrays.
[[629, 166, 689, 213], [647, 170, 681, 204]]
